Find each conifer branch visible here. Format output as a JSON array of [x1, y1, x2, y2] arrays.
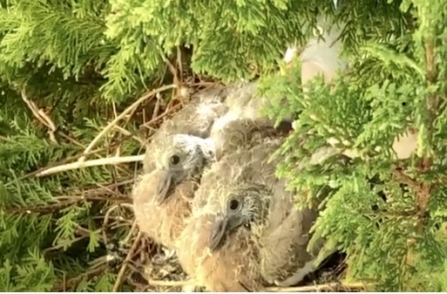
[[35, 155, 144, 177], [51, 263, 109, 292], [5, 199, 80, 215], [5, 193, 130, 216], [79, 84, 177, 162], [414, 38, 437, 217], [393, 167, 419, 190]]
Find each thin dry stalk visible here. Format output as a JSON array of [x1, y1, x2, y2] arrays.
[[112, 230, 143, 292], [35, 155, 144, 177], [266, 281, 372, 292], [102, 203, 135, 244], [147, 279, 196, 287], [21, 88, 58, 143]]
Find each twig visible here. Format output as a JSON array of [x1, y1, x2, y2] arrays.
[[160, 50, 180, 88], [177, 46, 184, 83], [103, 204, 135, 245], [152, 95, 162, 121], [113, 125, 146, 145], [21, 87, 58, 144], [43, 235, 89, 254], [123, 220, 138, 244], [80, 84, 176, 162], [35, 155, 144, 177], [147, 279, 196, 287], [140, 103, 183, 129], [12, 145, 121, 183], [266, 281, 372, 292], [393, 168, 420, 190], [112, 229, 143, 292]]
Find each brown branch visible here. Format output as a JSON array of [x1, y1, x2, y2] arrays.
[[393, 168, 420, 190], [412, 38, 437, 219]]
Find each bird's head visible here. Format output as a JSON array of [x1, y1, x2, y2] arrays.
[[208, 183, 269, 252], [154, 134, 215, 204]]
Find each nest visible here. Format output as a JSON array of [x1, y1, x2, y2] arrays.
[[25, 70, 366, 292], [110, 234, 358, 292], [97, 82, 363, 292]]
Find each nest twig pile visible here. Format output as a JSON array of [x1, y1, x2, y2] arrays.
[[20, 66, 365, 291]]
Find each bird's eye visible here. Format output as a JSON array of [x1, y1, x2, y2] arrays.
[[229, 199, 240, 211], [170, 155, 180, 165]]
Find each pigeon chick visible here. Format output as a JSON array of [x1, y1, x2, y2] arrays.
[[177, 140, 325, 291]]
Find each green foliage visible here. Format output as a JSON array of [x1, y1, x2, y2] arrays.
[[259, 0, 447, 291], [1, 0, 446, 291]]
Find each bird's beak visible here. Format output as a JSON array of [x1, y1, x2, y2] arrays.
[[209, 215, 229, 252], [155, 170, 173, 204]]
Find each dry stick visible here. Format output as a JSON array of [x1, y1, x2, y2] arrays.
[[21, 88, 58, 144], [266, 281, 371, 292], [147, 279, 196, 287], [139, 81, 220, 129], [159, 49, 180, 105], [79, 84, 176, 163], [140, 103, 183, 129], [113, 125, 146, 145], [152, 96, 162, 121], [102, 203, 135, 245], [35, 155, 144, 177], [122, 220, 138, 244], [112, 230, 143, 292]]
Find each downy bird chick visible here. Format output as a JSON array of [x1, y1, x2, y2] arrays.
[[151, 115, 288, 204], [134, 118, 288, 251], [177, 140, 324, 291]]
